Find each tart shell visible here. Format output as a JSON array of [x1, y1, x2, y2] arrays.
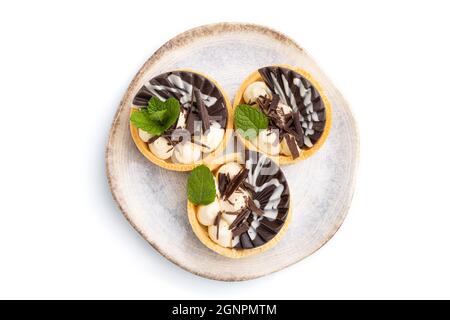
[[187, 153, 292, 259], [233, 64, 332, 165], [130, 69, 234, 172]]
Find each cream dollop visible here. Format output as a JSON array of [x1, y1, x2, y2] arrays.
[[219, 190, 248, 213], [252, 129, 280, 156], [173, 141, 201, 164], [243, 81, 272, 104], [138, 129, 153, 142], [197, 200, 220, 226], [222, 212, 237, 225], [149, 137, 173, 160], [208, 219, 232, 247], [216, 162, 242, 180], [195, 121, 224, 153]]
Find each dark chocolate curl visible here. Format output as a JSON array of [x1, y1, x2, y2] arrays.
[[286, 135, 300, 159], [194, 88, 210, 132]]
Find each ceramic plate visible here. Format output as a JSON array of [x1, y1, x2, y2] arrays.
[[106, 23, 359, 281]]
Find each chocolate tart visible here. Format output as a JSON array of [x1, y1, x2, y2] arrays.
[[187, 151, 291, 258], [130, 69, 233, 171], [233, 65, 332, 164]]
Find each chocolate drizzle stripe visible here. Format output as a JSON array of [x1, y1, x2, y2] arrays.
[[240, 233, 253, 249], [251, 233, 266, 247], [254, 185, 277, 206], [260, 218, 283, 232], [256, 226, 276, 242]]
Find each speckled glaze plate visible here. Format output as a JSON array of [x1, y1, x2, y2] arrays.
[[106, 23, 359, 281]]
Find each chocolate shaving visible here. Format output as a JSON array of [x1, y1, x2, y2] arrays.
[[285, 135, 300, 159], [285, 117, 294, 128], [229, 208, 251, 230], [223, 168, 249, 200], [293, 111, 304, 137], [283, 126, 301, 140], [190, 87, 195, 106], [242, 181, 254, 191], [218, 173, 229, 196], [214, 211, 222, 240], [257, 95, 286, 131], [192, 139, 210, 149], [185, 108, 195, 135], [231, 221, 250, 238], [247, 198, 265, 216], [256, 96, 271, 111], [224, 211, 241, 215], [194, 88, 210, 132], [241, 181, 255, 197], [269, 94, 280, 111]]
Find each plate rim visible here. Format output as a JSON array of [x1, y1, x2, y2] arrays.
[[105, 22, 360, 281]]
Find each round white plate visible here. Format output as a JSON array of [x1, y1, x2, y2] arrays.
[[106, 23, 359, 281]]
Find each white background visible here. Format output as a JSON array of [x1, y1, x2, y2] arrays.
[[1, 0, 449, 300]]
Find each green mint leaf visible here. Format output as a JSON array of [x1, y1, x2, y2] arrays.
[[130, 109, 166, 136], [130, 97, 181, 136], [163, 97, 181, 129], [148, 109, 167, 122], [234, 104, 269, 139], [148, 96, 166, 112], [187, 165, 216, 205], [148, 97, 180, 129]]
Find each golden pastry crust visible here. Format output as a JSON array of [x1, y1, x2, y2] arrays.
[[130, 69, 233, 172], [233, 64, 332, 165], [187, 154, 292, 259]]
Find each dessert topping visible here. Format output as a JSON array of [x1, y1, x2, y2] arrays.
[[234, 104, 269, 139], [223, 168, 249, 200], [243, 81, 272, 104], [187, 165, 216, 205], [194, 88, 210, 132], [130, 97, 180, 136]]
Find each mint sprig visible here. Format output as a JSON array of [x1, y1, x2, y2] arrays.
[[130, 97, 181, 136], [234, 104, 269, 139], [187, 165, 216, 205]]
